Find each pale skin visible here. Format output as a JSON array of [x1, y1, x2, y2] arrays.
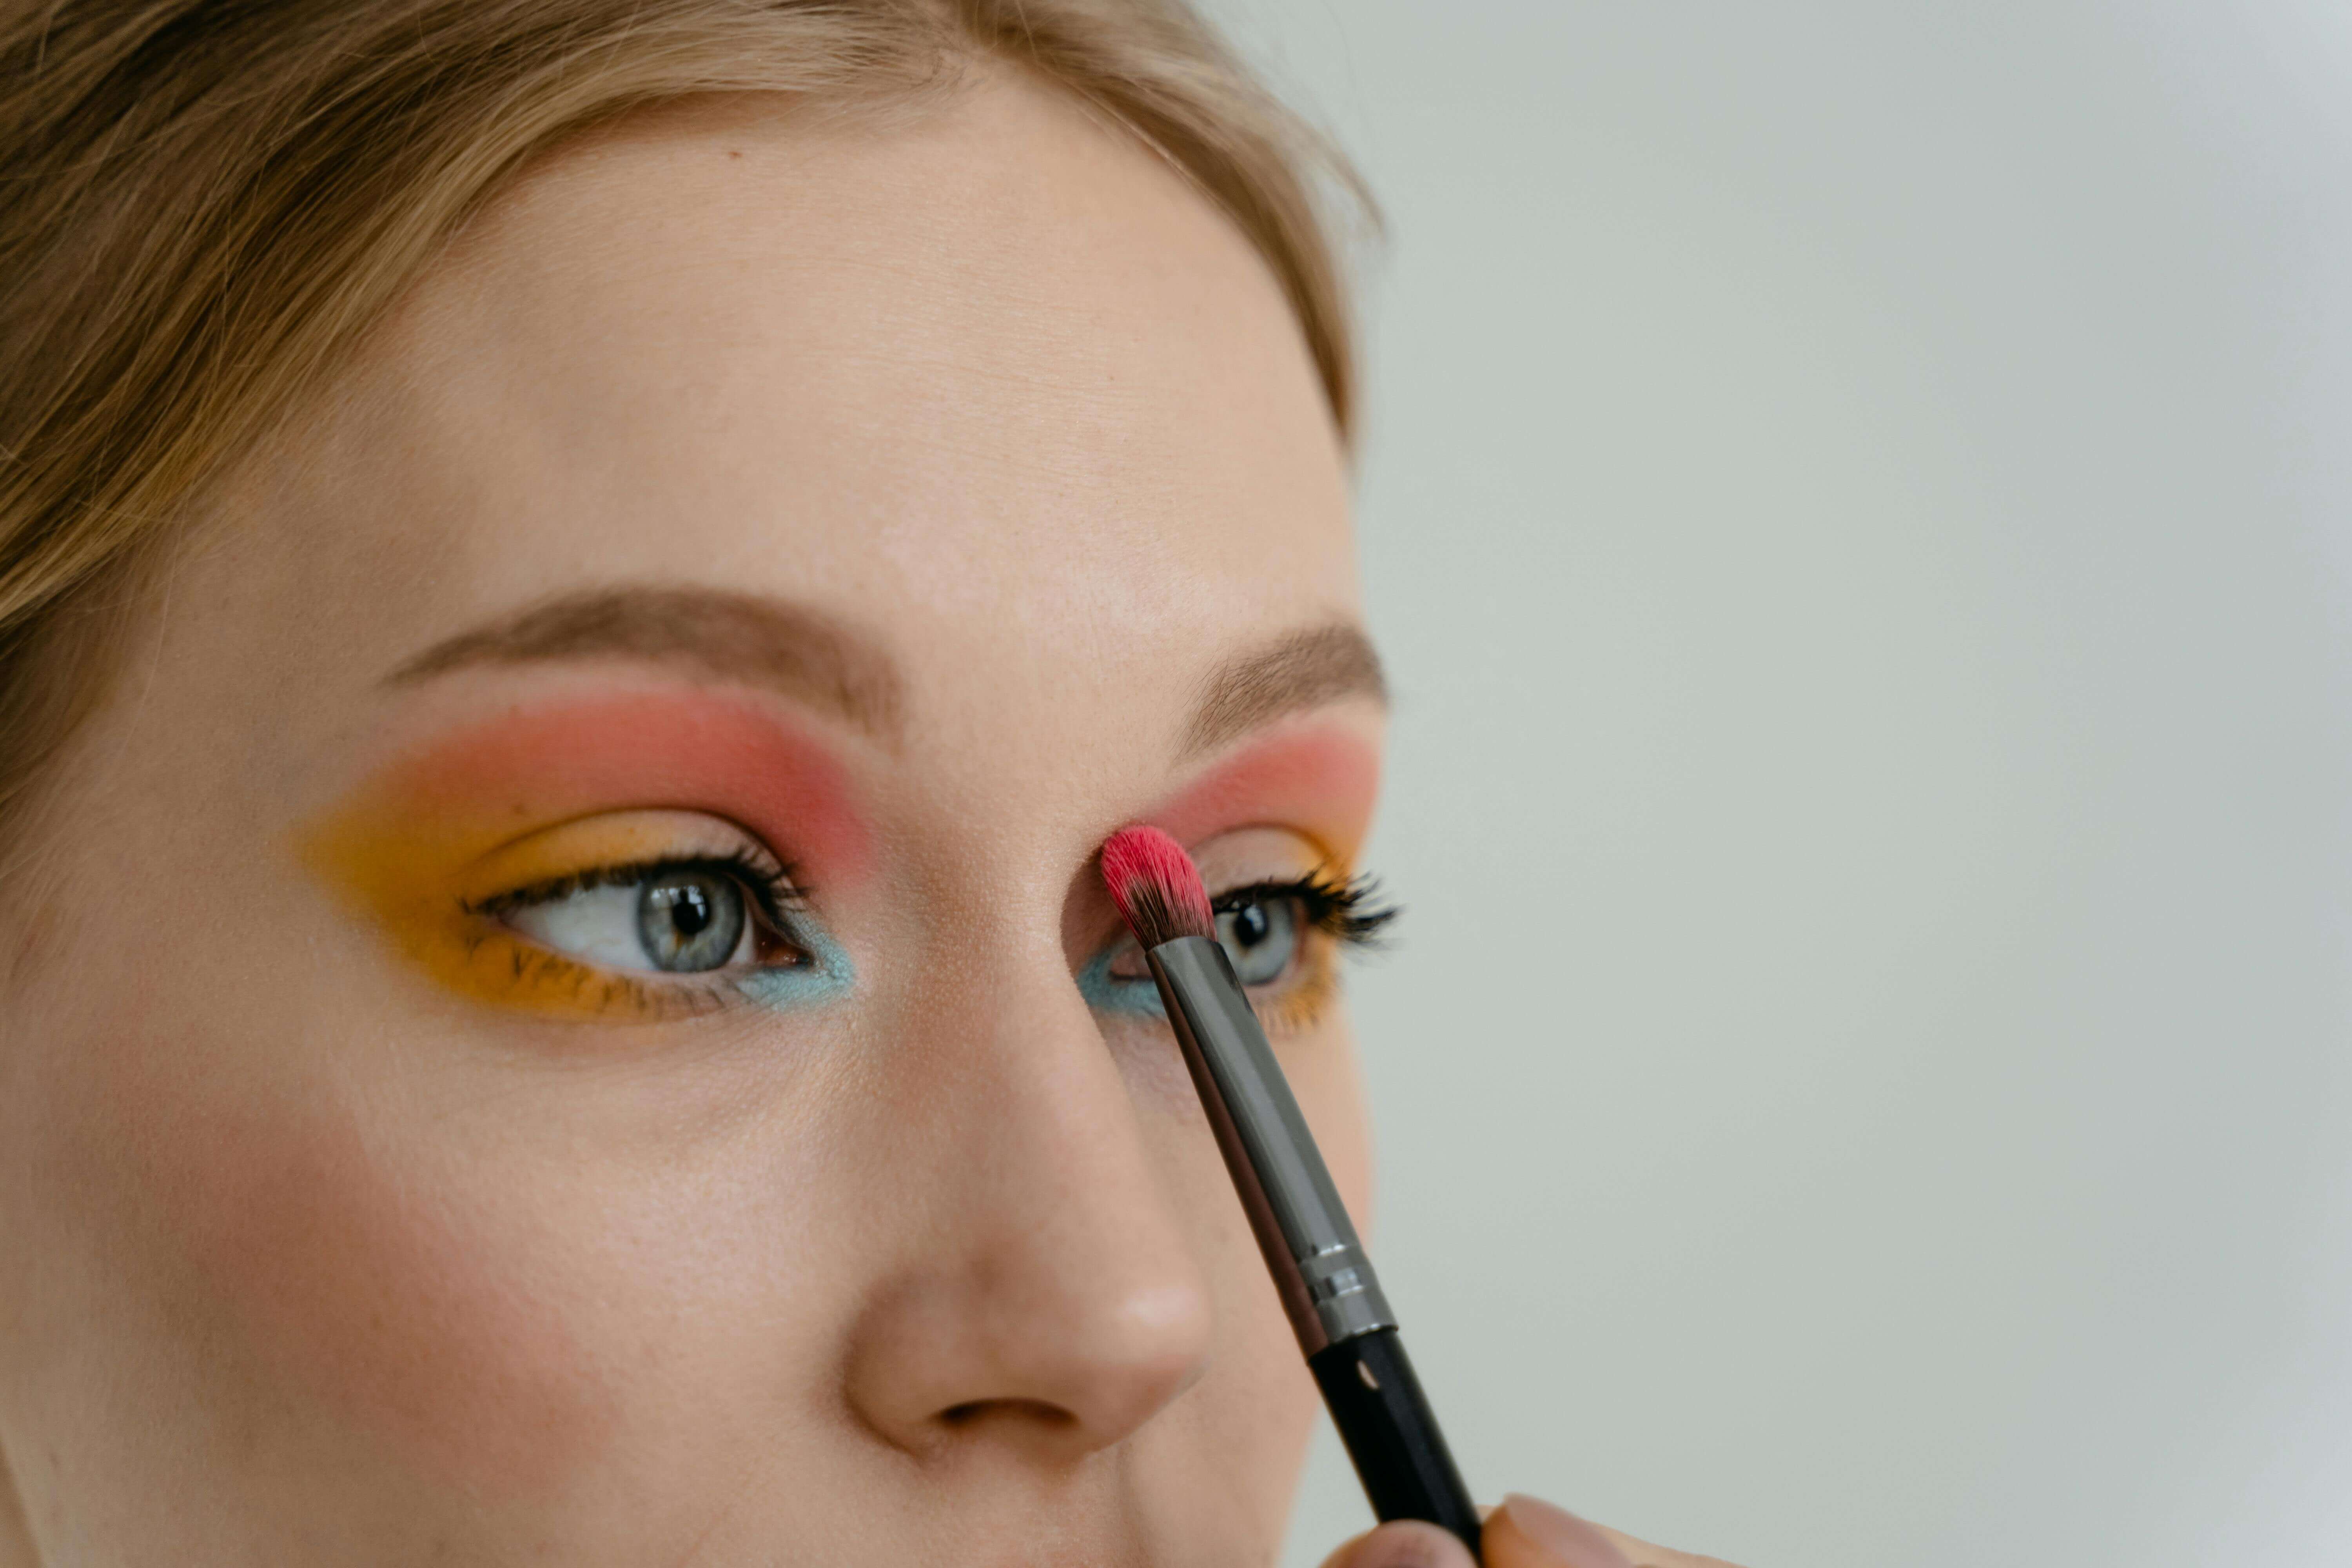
[[0, 71, 1738, 1568]]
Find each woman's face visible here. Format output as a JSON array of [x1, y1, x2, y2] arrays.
[[0, 76, 1379, 1564]]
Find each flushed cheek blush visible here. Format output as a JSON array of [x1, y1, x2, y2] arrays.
[[143, 692, 873, 1495], [305, 691, 872, 1019], [134, 1088, 623, 1502]]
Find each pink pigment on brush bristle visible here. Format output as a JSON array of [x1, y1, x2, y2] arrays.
[[1100, 825, 1214, 948]]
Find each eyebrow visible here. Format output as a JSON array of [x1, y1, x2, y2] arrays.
[[388, 586, 905, 740], [1181, 622, 1388, 759]]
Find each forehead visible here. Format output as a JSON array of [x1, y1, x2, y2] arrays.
[[270, 76, 1357, 763]]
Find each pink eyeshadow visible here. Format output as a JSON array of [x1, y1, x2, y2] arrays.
[[387, 690, 876, 886], [1147, 722, 1382, 859]]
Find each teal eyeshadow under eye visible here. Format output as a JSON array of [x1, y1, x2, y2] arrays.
[[733, 914, 856, 1011], [1077, 943, 1167, 1019]]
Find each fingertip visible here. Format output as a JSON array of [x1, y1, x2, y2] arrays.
[[1483, 1494, 1634, 1568], [1317, 1519, 1481, 1568]]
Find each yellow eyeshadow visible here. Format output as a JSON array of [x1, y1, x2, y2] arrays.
[[303, 805, 769, 1023], [1255, 938, 1344, 1037], [450, 817, 731, 909]]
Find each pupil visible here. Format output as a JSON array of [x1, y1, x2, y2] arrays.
[[637, 870, 745, 973], [1216, 896, 1295, 988]]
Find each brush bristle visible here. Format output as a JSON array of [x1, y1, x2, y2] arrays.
[[1100, 826, 1214, 949]]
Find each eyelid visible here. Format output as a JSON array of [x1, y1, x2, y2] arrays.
[[304, 800, 848, 1024], [452, 810, 797, 913]]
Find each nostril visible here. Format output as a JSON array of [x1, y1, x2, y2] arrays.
[[938, 1397, 1078, 1430]]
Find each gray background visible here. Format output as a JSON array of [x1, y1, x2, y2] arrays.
[[1184, 4, 2352, 1565]]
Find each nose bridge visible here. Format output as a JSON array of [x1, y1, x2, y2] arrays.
[[842, 913, 1213, 1464], [955, 962, 1200, 1335]]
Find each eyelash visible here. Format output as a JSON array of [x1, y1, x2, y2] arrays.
[[465, 847, 806, 930], [470, 861, 1390, 948], [1205, 869, 1397, 1036], [449, 853, 1394, 1027], [1214, 868, 1399, 951]]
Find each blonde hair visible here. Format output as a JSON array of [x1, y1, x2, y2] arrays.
[[0, 0, 1366, 840]]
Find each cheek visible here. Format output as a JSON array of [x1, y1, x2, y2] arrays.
[[149, 1098, 621, 1499]]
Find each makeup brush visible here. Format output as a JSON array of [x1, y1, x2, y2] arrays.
[[1100, 826, 1481, 1550]]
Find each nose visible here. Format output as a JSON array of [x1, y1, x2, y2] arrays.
[[842, 940, 1215, 1466]]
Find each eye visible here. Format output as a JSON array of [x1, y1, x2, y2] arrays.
[[1095, 891, 1307, 989], [1216, 892, 1304, 987], [1081, 844, 1397, 1032], [498, 863, 759, 975]]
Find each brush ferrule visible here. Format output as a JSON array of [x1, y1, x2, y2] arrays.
[[1145, 935, 1398, 1353]]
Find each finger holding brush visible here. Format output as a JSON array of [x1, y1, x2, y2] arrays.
[[1101, 827, 1749, 1568], [1327, 1494, 1733, 1568]]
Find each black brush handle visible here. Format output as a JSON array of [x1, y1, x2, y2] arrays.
[[1148, 936, 1482, 1551], [1310, 1328, 1483, 1550]]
